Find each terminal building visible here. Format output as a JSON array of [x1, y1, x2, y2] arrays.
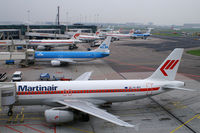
[[67, 23, 97, 33], [183, 23, 200, 29], [0, 24, 97, 40]]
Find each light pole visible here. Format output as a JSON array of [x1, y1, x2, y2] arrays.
[[66, 12, 69, 25], [27, 10, 30, 32]]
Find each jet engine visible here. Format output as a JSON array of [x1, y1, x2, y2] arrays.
[[51, 60, 61, 66], [45, 109, 74, 123], [37, 46, 46, 50], [37, 46, 51, 51]]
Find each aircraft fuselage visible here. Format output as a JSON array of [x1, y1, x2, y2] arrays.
[[15, 79, 184, 106]]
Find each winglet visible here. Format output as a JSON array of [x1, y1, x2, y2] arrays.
[[133, 123, 140, 131]]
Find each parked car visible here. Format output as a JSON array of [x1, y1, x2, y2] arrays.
[[12, 71, 22, 81], [40, 73, 50, 81]]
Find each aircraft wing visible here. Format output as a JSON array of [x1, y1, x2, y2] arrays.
[[30, 43, 71, 47], [57, 58, 76, 63], [163, 86, 195, 91], [75, 71, 93, 81], [57, 100, 135, 128]]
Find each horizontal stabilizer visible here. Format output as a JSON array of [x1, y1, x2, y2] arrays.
[[75, 71, 93, 81], [163, 86, 195, 91]]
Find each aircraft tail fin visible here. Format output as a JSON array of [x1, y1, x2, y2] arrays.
[[129, 29, 134, 35], [71, 30, 81, 40], [147, 48, 184, 81], [95, 30, 100, 37], [146, 28, 152, 34], [93, 36, 111, 52], [118, 28, 123, 33]]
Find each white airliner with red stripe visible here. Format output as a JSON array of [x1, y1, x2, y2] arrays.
[[106, 29, 134, 40], [29, 32, 81, 50], [78, 31, 101, 42], [5, 48, 192, 129], [0, 32, 81, 50]]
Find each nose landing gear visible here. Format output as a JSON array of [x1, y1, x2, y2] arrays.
[[8, 105, 13, 116]]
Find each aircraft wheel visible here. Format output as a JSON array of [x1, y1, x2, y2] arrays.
[[8, 110, 13, 116], [73, 45, 78, 49], [69, 46, 73, 50]]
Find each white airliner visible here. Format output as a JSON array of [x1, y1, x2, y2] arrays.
[[106, 29, 134, 40], [78, 31, 101, 42], [0, 33, 81, 50], [131, 28, 152, 39], [29, 32, 81, 50], [4, 48, 192, 129]]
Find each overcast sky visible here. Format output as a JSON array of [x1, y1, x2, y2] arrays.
[[0, 0, 200, 25]]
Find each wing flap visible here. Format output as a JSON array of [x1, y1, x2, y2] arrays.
[[57, 100, 135, 128]]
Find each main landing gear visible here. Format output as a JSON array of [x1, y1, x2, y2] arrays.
[[69, 44, 78, 50], [81, 113, 90, 122], [8, 105, 13, 116]]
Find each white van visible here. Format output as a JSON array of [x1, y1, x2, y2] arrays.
[[12, 71, 23, 81]]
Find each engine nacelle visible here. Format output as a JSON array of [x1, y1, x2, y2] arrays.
[[51, 60, 61, 66], [45, 109, 74, 123], [37, 46, 46, 50]]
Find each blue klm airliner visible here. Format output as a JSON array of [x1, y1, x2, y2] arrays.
[[132, 28, 152, 39], [34, 37, 111, 66]]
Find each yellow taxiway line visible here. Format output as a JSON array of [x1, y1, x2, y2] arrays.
[[170, 114, 199, 133]]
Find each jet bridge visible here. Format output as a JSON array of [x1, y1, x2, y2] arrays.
[[0, 49, 35, 66], [0, 83, 16, 108]]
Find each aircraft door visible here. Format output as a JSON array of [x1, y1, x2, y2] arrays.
[[146, 83, 153, 95]]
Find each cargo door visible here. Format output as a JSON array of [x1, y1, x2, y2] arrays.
[[146, 83, 153, 95]]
